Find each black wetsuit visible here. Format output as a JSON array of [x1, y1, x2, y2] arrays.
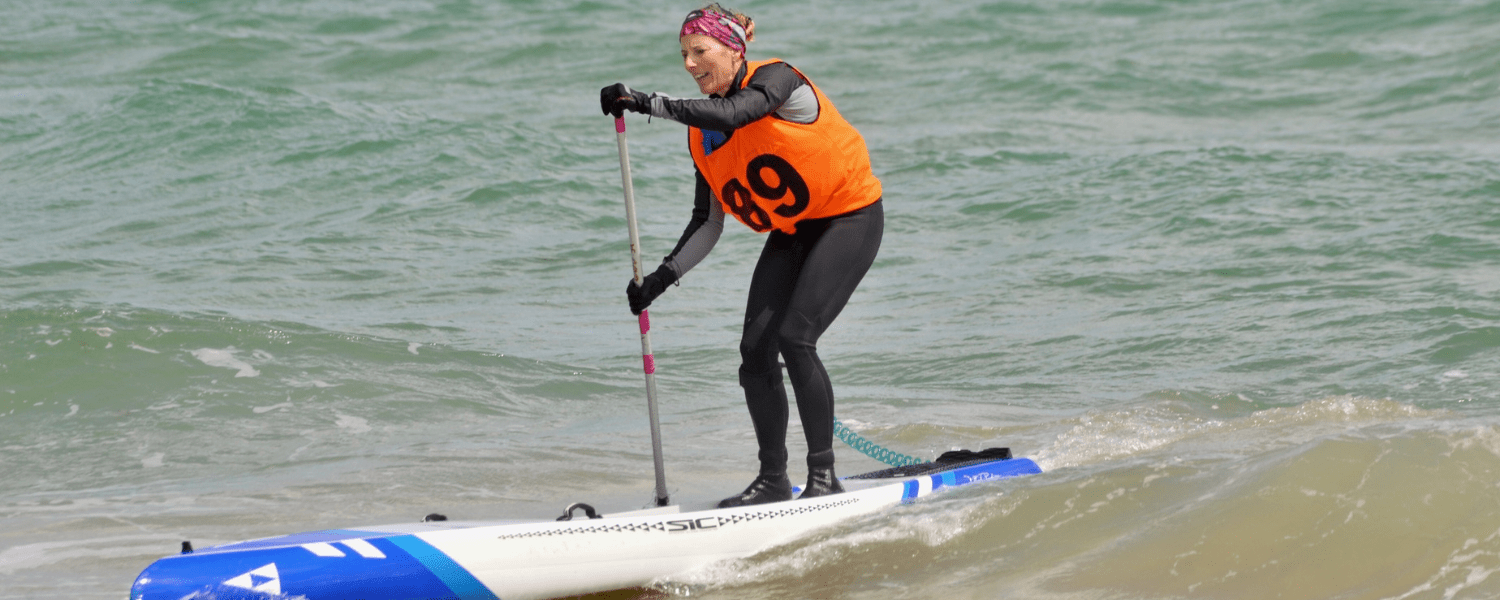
[[642, 62, 884, 475]]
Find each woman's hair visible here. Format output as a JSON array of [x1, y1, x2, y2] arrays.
[[704, 3, 755, 44], [683, 3, 755, 50]]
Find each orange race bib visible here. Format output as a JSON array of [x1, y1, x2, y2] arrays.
[[689, 60, 882, 234]]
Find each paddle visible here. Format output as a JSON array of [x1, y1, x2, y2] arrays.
[[613, 115, 670, 507]]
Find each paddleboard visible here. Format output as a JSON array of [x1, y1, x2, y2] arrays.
[[130, 453, 1040, 600]]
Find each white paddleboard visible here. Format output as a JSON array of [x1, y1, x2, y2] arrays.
[[130, 456, 1040, 600]]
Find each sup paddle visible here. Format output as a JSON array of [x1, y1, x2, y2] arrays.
[[614, 115, 670, 507]]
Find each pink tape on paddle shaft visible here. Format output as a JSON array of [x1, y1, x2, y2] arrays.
[[643, 354, 656, 374], [616, 117, 625, 133], [638, 311, 650, 334]]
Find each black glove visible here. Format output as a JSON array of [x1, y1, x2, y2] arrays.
[[600, 83, 650, 118], [626, 263, 679, 315]]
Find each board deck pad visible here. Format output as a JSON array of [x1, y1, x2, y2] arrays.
[[847, 447, 1013, 480]]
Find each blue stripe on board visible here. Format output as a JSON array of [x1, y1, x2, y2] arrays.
[[902, 480, 920, 504], [386, 535, 500, 600], [926, 470, 960, 493]]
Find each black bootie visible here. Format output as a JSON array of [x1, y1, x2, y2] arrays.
[[798, 450, 844, 499], [716, 472, 793, 508], [797, 466, 845, 499]]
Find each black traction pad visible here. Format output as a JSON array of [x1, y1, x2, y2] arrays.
[[846, 447, 1012, 480]]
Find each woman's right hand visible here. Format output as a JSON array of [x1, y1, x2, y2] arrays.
[[600, 83, 649, 118]]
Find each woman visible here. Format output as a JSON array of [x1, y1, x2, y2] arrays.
[[600, 3, 884, 509]]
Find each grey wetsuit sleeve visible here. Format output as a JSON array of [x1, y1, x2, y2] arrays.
[[662, 170, 724, 279], [774, 85, 817, 124]]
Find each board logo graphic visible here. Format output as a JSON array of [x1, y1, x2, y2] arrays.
[[665, 517, 720, 532], [223, 562, 281, 595]]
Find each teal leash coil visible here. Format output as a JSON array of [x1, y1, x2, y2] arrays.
[[834, 418, 925, 466]]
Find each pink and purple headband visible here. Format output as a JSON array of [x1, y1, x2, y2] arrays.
[[680, 8, 747, 55]]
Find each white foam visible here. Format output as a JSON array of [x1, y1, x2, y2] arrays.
[[408, 342, 421, 355], [1034, 395, 1434, 471], [1451, 426, 1500, 459], [1387, 529, 1500, 600], [664, 495, 997, 593], [254, 402, 294, 414], [192, 347, 259, 377], [283, 378, 338, 389], [335, 413, 371, 434], [130, 343, 159, 354], [141, 452, 164, 468], [0, 536, 172, 574]]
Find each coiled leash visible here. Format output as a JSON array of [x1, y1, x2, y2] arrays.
[[834, 418, 925, 466]]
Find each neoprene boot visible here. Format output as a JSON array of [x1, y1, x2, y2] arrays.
[[797, 449, 844, 499], [716, 472, 794, 508]]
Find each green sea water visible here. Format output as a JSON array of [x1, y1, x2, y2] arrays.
[[4, 0, 1500, 598]]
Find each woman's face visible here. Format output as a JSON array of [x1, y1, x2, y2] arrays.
[[680, 34, 742, 96]]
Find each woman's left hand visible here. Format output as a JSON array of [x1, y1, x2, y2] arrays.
[[626, 264, 679, 315]]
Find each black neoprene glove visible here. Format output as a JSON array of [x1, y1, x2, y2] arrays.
[[600, 83, 651, 118], [626, 263, 679, 315]]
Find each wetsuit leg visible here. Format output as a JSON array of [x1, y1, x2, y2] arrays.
[[739, 201, 884, 471], [736, 367, 790, 476], [739, 238, 796, 476]]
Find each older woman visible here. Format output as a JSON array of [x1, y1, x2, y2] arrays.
[[601, 3, 884, 508]]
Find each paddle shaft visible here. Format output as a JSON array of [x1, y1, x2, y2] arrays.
[[615, 116, 670, 507]]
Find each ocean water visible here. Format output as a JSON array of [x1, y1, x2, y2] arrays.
[[4, 0, 1500, 598]]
